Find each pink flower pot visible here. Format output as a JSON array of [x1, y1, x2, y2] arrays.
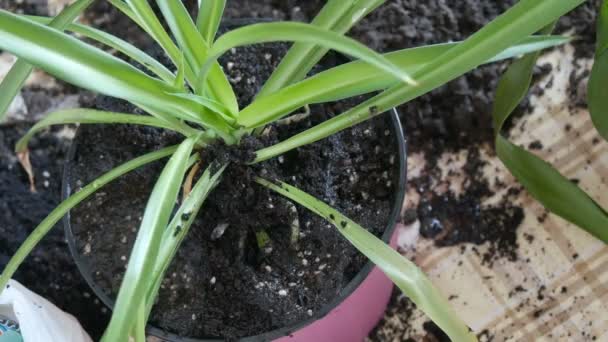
[[273, 229, 400, 342]]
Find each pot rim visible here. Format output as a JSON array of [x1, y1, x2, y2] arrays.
[[62, 108, 406, 342]]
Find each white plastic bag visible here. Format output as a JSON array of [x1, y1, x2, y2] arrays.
[[0, 280, 92, 342]]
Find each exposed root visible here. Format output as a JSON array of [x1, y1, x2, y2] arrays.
[[17, 150, 36, 193], [276, 105, 311, 126], [182, 162, 201, 202]]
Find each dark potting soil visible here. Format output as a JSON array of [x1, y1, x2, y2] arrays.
[[0, 123, 109, 339], [66, 40, 400, 339]]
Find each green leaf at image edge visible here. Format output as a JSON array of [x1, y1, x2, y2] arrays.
[[588, 0, 608, 141], [196, 0, 226, 43], [493, 23, 608, 243]]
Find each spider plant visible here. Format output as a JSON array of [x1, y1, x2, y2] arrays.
[[0, 0, 593, 341]]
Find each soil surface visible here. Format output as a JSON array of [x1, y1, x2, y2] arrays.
[[66, 40, 401, 339], [0, 124, 109, 339]]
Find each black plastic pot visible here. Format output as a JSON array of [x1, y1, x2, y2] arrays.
[[62, 18, 407, 342], [62, 108, 406, 341]]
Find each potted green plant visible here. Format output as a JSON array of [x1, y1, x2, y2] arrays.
[[0, 0, 604, 341]]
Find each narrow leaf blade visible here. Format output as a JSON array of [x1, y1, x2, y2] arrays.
[[496, 137, 608, 242], [259, 0, 358, 96], [103, 137, 199, 341], [0, 11, 234, 137], [257, 178, 477, 342], [196, 0, 226, 43], [202, 22, 416, 89], [0, 0, 94, 122], [241, 35, 569, 128], [26, 15, 176, 83], [253, 0, 584, 161], [588, 51, 608, 141], [145, 162, 226, 317], [15, 109, 180, 153], [492, 22, 608, 243], [588, 0, 608, 141], [155, 0, 207, 71], [260, 0, 387, 96], [154, 0, 238, 114]]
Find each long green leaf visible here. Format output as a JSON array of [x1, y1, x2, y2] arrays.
[[196, 0, 226, 43], [134, 304, 146, 342], [253, 0, 585, 162], [154, 0, 238, 114], [496, 137, 608, 242], [145, 162, 226, 318], [0, 11, 235, 139], [198, 21, 416, 91], [588, 0, 608, 141], [289, 0, 388, 87], [124, 0, 215, 98], [258, 0, 358, 97], [168, 92, 235, 123], [200, 63, 240, 115], [27, 15, 175, 83], [0, 145, 179, 291], [0, 0, 94, 122], [155, 0, 207, 71], [108, 0, 145, 28], [113, 0, 223, 110], [126, 0, 181, 67], [103, 137, 199, 341], [493, 23, 608, 243], [257, 178, 477, 342], [240, 35, 569, 128], [260, 0, 387, 97], [15, 109, 186, 154]]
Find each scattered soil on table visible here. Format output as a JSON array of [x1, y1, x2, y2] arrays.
[[368, 292, 417, 342], [360, 0, 600, 339], [74, 0, 599, 271], [350, 0, 601, 264], [0, 123, 109, 339], [67, 40, 401, 339], [352, 0, 527, 265], [412, 149, 525, 264], [368, 292, 451, 342], [559, 1, 600, 110]]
